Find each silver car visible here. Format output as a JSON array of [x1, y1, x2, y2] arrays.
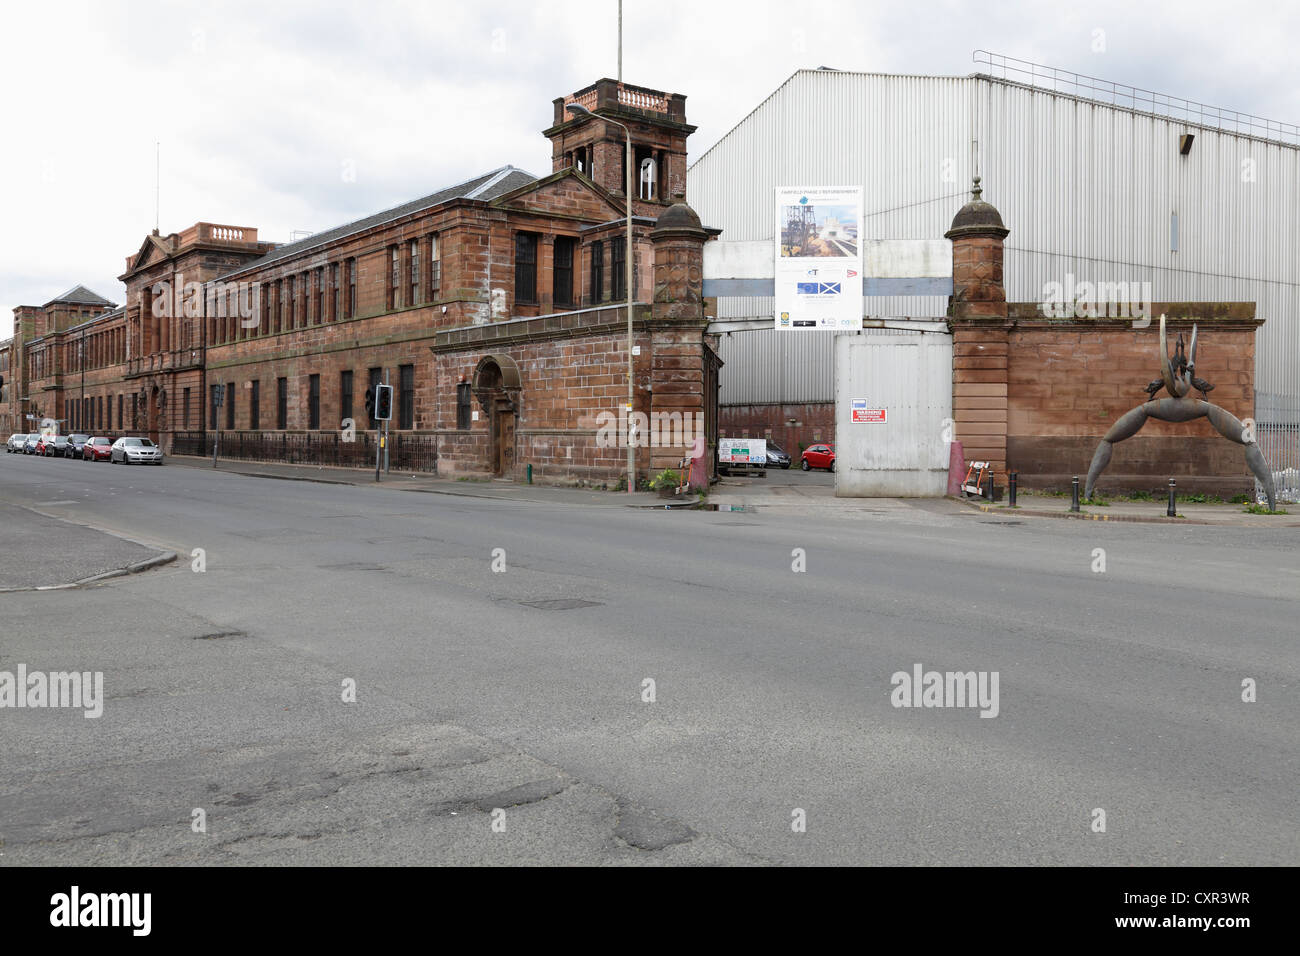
[[5, 433, 23, 453], [110, 437, 164, 465]]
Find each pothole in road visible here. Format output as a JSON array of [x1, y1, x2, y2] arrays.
[[517, 599, 603, 610]]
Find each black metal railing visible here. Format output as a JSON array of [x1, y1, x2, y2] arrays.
[[172, 430, 439, 472]]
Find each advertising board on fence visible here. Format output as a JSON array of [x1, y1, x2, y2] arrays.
[[718, 438, 767, 464]]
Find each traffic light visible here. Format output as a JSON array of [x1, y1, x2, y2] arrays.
[[364, 386, 375, 420], [374, 384, 393, 421]]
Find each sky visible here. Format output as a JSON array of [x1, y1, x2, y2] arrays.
[[1, 0, 1296, 339]]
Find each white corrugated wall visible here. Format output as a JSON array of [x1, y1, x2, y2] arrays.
[[691, 69, 1299, 418]]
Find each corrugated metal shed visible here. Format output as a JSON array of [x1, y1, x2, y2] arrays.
[[691, 65, 1299, 413]]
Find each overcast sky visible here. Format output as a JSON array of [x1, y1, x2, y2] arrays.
[[1, 0, 1294, 338]]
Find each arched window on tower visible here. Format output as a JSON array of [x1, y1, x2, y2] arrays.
[[639, 156, 657, 200]]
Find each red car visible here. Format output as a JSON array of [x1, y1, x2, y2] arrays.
[[800, 442, 836, 472], [83, 436, 115, 461]]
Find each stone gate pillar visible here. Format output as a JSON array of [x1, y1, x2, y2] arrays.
[[649, 198, 711, 477], [946, 177, 1011, 477]]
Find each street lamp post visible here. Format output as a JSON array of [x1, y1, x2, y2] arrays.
[[565, 101, 635, 494]]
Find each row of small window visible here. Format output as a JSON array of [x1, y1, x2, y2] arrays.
[[513, 235, 626, 307], [65, 393, 134, 434], [211, 367, 417, 431], [213, 237, 442, 344]]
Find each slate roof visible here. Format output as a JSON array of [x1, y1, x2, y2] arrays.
[[224, 165, 537, 277], [45, 285, 117, 308]]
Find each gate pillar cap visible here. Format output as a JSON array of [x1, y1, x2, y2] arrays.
[[945, 177, 1009, 240]]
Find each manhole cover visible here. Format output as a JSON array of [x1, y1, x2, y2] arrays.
[[518, 599, 603, 610]]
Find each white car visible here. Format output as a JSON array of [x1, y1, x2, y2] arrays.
[[110, 437, 164, 465], [5, 434, 24, 453]]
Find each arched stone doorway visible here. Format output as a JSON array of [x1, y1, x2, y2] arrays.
[[472, 354, 521, 478]]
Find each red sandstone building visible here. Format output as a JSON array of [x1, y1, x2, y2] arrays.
[[3, 79, 720, 485]]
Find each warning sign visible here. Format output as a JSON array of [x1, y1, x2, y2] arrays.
[[851, 400, 886, 424]]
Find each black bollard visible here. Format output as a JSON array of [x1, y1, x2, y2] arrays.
[[1008, 471, 1017, 508], [1070, 476, 1080, 512], [983, 467, 994, 501], [1167, 478, 1177, 517]]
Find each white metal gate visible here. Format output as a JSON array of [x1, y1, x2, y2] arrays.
[[833, 331, 953, 496]]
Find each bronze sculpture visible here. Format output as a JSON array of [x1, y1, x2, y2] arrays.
[[1084, 316, 1277, 510]]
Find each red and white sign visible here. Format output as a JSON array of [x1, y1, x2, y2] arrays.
[[851, 400, 886, 424]]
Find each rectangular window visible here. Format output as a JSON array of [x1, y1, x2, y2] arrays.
[[514, 232, 538, 304], [348, 259, 357, 317], [225, 383, 235, 430], [315, 268, 324, 323], [590, 240, 605, 303], [182, 389, 190, 430], [456, 382, 472, 430], [340, 370, 353, 428], [250, 380, 260, 430], [398, 364, 414, 430], [131, 393, 138, 431], [611, 237, 626, 300], [277, 377, 288, 430], [331, 263, 340, 321], [367, 367, 382, 428], [118, 394, 124, 431], [554, 236, 576, 308], [409, 239, 419, 305], [277, 279, 286, 333], [388, 246, 400, 310], [289, 277, 297, 330], [308, 374, 320, 429], [301, 272, 310, 326], [429, 234, 441, 300], [263, 282, 272, 334]]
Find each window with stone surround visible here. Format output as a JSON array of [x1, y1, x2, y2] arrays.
[[250, 380, 260, 430], [277, 377, 288, 430], [340, 369, 353, 427], [456, 382, 472, 430], [388, 246, 400, 310], [611, 237, 626, 300], [514, 232, 538, 304], [225, 382, 235, 430], [554, 236, 576, 308], [331, 263, 340, 321], [309, 374, 321, 430], [315, 268, 324, 323], [428, 234, 441, 300], [348, 259, 357, 318], [398, 364, 414, 430], [409, 239, 419, 306]]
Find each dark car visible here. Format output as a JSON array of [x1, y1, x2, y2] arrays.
[[39, 435, 69, 457], [766, 442, 792, 469], [800, 442, 835, 472], [23, 434, 41, 454], [64, 434, 90, 459], [83, 436, 114, 461]]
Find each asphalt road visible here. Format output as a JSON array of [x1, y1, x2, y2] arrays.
[[1, 451, 1296, 865]]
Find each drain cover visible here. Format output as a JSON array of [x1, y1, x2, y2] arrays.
[[518, 599, 603, 610]]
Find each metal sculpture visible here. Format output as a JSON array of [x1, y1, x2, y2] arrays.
[[1085, 315, 1276, 510]]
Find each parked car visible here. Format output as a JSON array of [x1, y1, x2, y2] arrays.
[[6, 433, 24, 453], [83, 436, 115, 461], [64, 434, 91, 459], [800, 442, 836, 472], [766, 442, 792, 469], [39, 435, 69, 457], [111, 437, 163, 465], [23, 434, 41, 454]]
